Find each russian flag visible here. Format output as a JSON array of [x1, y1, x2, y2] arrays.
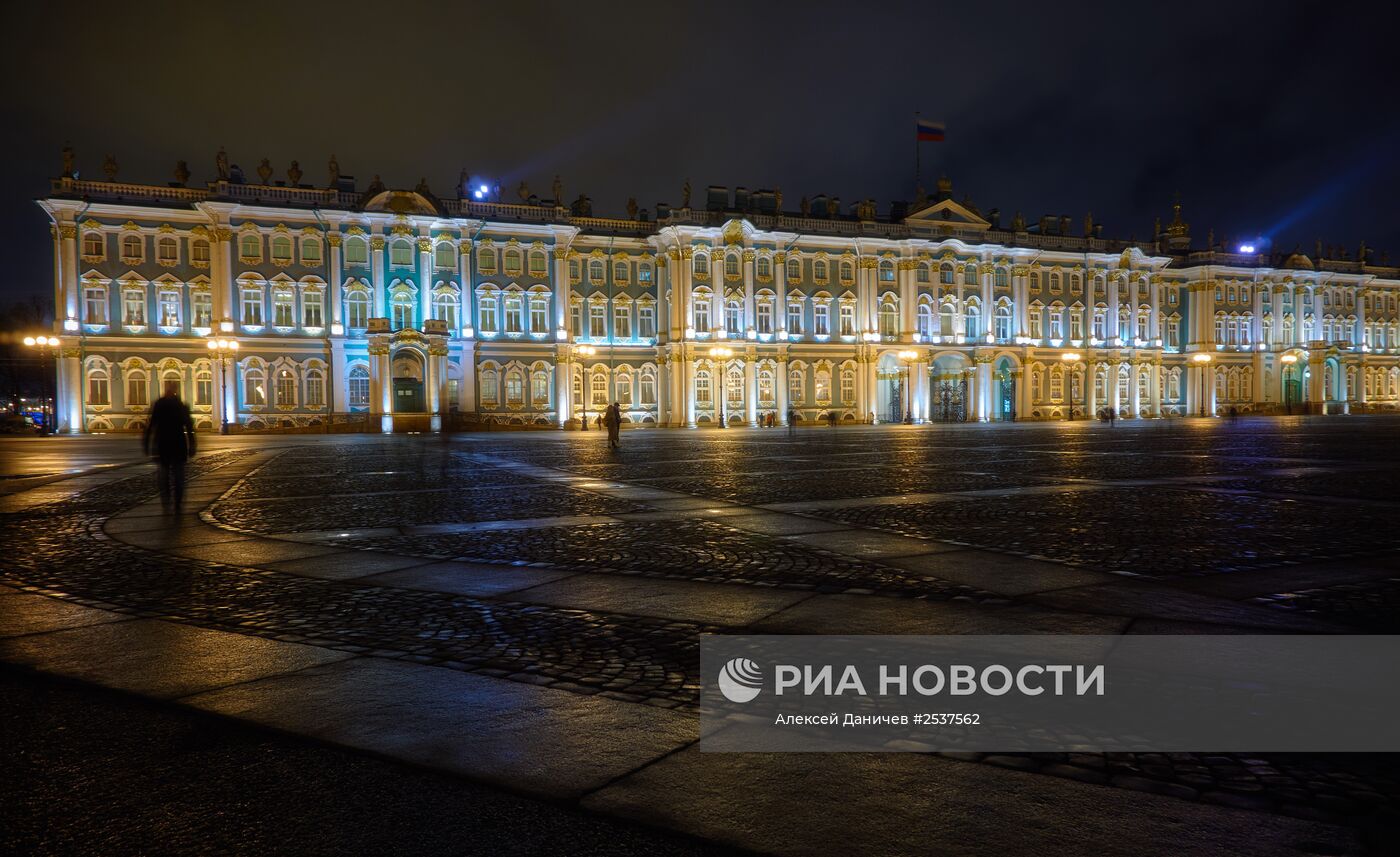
[[916, 119, 945, 142]]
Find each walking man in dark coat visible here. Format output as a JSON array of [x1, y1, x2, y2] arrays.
[[604, 402, 622, 450], [143, 380, 197, 512]]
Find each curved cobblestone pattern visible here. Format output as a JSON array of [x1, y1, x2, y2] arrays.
[[631, 469, 1052, 506], [346, 519, 1000, 601], [211, 484, 644, 534], [807, 487, 1400, 578], [0, 458, 705, 708]]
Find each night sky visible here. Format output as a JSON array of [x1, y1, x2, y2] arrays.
[[7, 0, 1398, 305]]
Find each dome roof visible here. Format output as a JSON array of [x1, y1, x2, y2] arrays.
[[361, 190, 439, 216], [1282, 252, 1314, 270]]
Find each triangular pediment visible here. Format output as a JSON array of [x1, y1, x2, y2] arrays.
[[904, 199, 991, 231]]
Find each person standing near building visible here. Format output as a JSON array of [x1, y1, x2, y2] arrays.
[[604, 401, 622, 450], [142, 380, 197, 513]]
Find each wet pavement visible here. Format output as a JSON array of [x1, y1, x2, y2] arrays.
[[2, 417, 1399, 855]]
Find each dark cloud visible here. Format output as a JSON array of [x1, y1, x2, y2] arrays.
[[6, 0, 1398, 301]]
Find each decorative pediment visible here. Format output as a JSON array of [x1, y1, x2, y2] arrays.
[[903, 199, 991, 232]]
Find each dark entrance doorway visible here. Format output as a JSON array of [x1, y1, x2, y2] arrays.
[[392, 351, 426, 412]]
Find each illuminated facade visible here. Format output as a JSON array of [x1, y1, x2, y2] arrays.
[[36, 163, 1400, 433]]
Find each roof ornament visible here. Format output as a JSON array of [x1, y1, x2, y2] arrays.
[[328, 154, 340, 187], [61, 143, 75, 178], [174, 160, 190, 186], [287, 160, 303, 186], [256, 158, 273, 184], [216, 147, 229, 180], [102, 154, 118, 182]]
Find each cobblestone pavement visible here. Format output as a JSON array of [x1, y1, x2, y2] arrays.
[[346, 519, 1000, 601], [4, 418, 1400, 840]]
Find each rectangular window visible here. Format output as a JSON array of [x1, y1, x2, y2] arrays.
[[694, 302, 710, 333], [123, 291, 146, 326], [85, 288, 108, 324], [479, 297, 498, 333], [787, 302, 802, 334], [347, 295, 369, 329], [614, 305, 631, 340], [814, 304, 830, 336], [241, 289, 263, 326], [273, 293, 295, 327], [757, 302, 772, 334], [530, 299, 548, 333], [127, 377, 148, 406], [159, 291, 180, 327], [504, 295, 523, 334], [88, 376, 109, 405], [306, 374, 325, 408], [303, 296, 323, 328], [638, 305, 655, 339], [195, 375, 211, 406], [839, 305, 855, 337], [589, 303, 607, 338], [570, 303, 582, 336], [192, 292, 212, 328], [302, 239, 322, 265]]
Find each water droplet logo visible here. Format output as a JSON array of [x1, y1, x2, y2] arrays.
[[718, 657, 764, 703]]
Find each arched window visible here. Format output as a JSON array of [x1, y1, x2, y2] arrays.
[[88, 366, 110, 405], [878, 297, 898, 337], [478, 291, 499, 333], [995, 304, 1012, 341], [480, 367, 500, 405], [531, 368, 549, 406], [503, 291, 523, 334], [243, 366, 265, 407], [964, 303, 980, 339], [301, 237, 322, 265], [344, 236, 368, 265], [391, 291, 414, 330], [82, 231, 104, 258], [194, 368, 211, 406], [839, 260, 854, 284], [756, 256, 771, 279], [348, 366, 370, 408], [758, 367, 774, 404], [789, 365, 806, 405], [995, 268, 1009, 288], [271, 235, 292, 264], [917, 262, 930, 284], [126, 368, 149, 407], [122, 234, 143, 261], [964, 266, 977, 285], [239, 233, 260, 260], [917, 300, 933, 338], [613, 260, 629, 283], [504, 248, 523, 276], [786, 256, 801, 282], [814, 260, 829, 282], [346, 291, 370, 329], [695, 369, 712, 405], [435, 242, 456, 269], [693, 253, 709, 276], [275, 368, 296, 406], [615, 371, 633, 405], [590, 370, 608, 406], [478, 247, 497, 273], [640, 370, 656, 405], [529, 250, 547, 278], [505, 368, 524, 405], [434, 292, 459, 331], [940, 263, 954, 285], [529, 293, 549, 333], [390, 240, 412, 267], [725, 298, 742, 335], [725, 254, 740, 278], [157, 237, 178, 264], [815, 368, 832, 403], [305, 368, 325, 408], [839, 366, 856, 404], [589, 259, 605, 282], [879, 260, 895, 282]]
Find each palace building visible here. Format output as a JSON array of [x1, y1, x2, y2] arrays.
[[35, 153, 1400, 433]]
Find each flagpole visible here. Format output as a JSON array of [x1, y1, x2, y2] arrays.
[[914, 112, 921, 192]]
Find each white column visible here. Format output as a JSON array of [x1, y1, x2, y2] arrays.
[[744, 357, 757, 426], [979, 263, 994, 341], [1107, 272, 1121, 345], [774, 252, 789, 337], [1149, 362, 1162, 416], [59, 351, 81, 433], [775, 355, 789, 424], [58, 223, 79, 324], [370, 235, 386, 318], [215, 226, 235, 326], [552, 249, 570, 333], [1013, 267, 1029, 338], [742, 250, 755, 338], [1149, 276, 1162, 345], [555, 355, 572, 426], [1086, 361, 1098, 419], [328, 234, 344, 327], [684, 356, 696, 427], [709, 250, 722, 337], [210, 356, 225, 428], [1252, 351, 1265, 405], [418, 238, 433, 329], [460, 341, 477, 414], [1252, 284, 1265, 347], [656, 357, 669, 426], [1128, 361, 1141, 417]]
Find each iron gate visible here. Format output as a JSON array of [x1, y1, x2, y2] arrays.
[[935, 378, 967, 423]]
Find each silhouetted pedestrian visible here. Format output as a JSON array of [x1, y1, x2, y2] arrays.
[[143, 380, 196, 513], [604, 402, 622, 450], [787, 407, 798, 437]]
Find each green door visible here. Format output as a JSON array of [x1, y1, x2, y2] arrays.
[[393, 379, 424, 412]]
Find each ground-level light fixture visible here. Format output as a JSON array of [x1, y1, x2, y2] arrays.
[[1281, 354, 1298, 364], [897, 350, 919, 424]]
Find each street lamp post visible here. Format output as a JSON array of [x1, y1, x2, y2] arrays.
[[206, 337, 240, 434], [577, 344, 596, 430], [1281, 353, 1297, 414], [22, 335, 60, 435], [709, 346, 732, 428], [898, 349, 918, 424], [1192, 352, 1213, 417], [1060, 352, 1082, 421]]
